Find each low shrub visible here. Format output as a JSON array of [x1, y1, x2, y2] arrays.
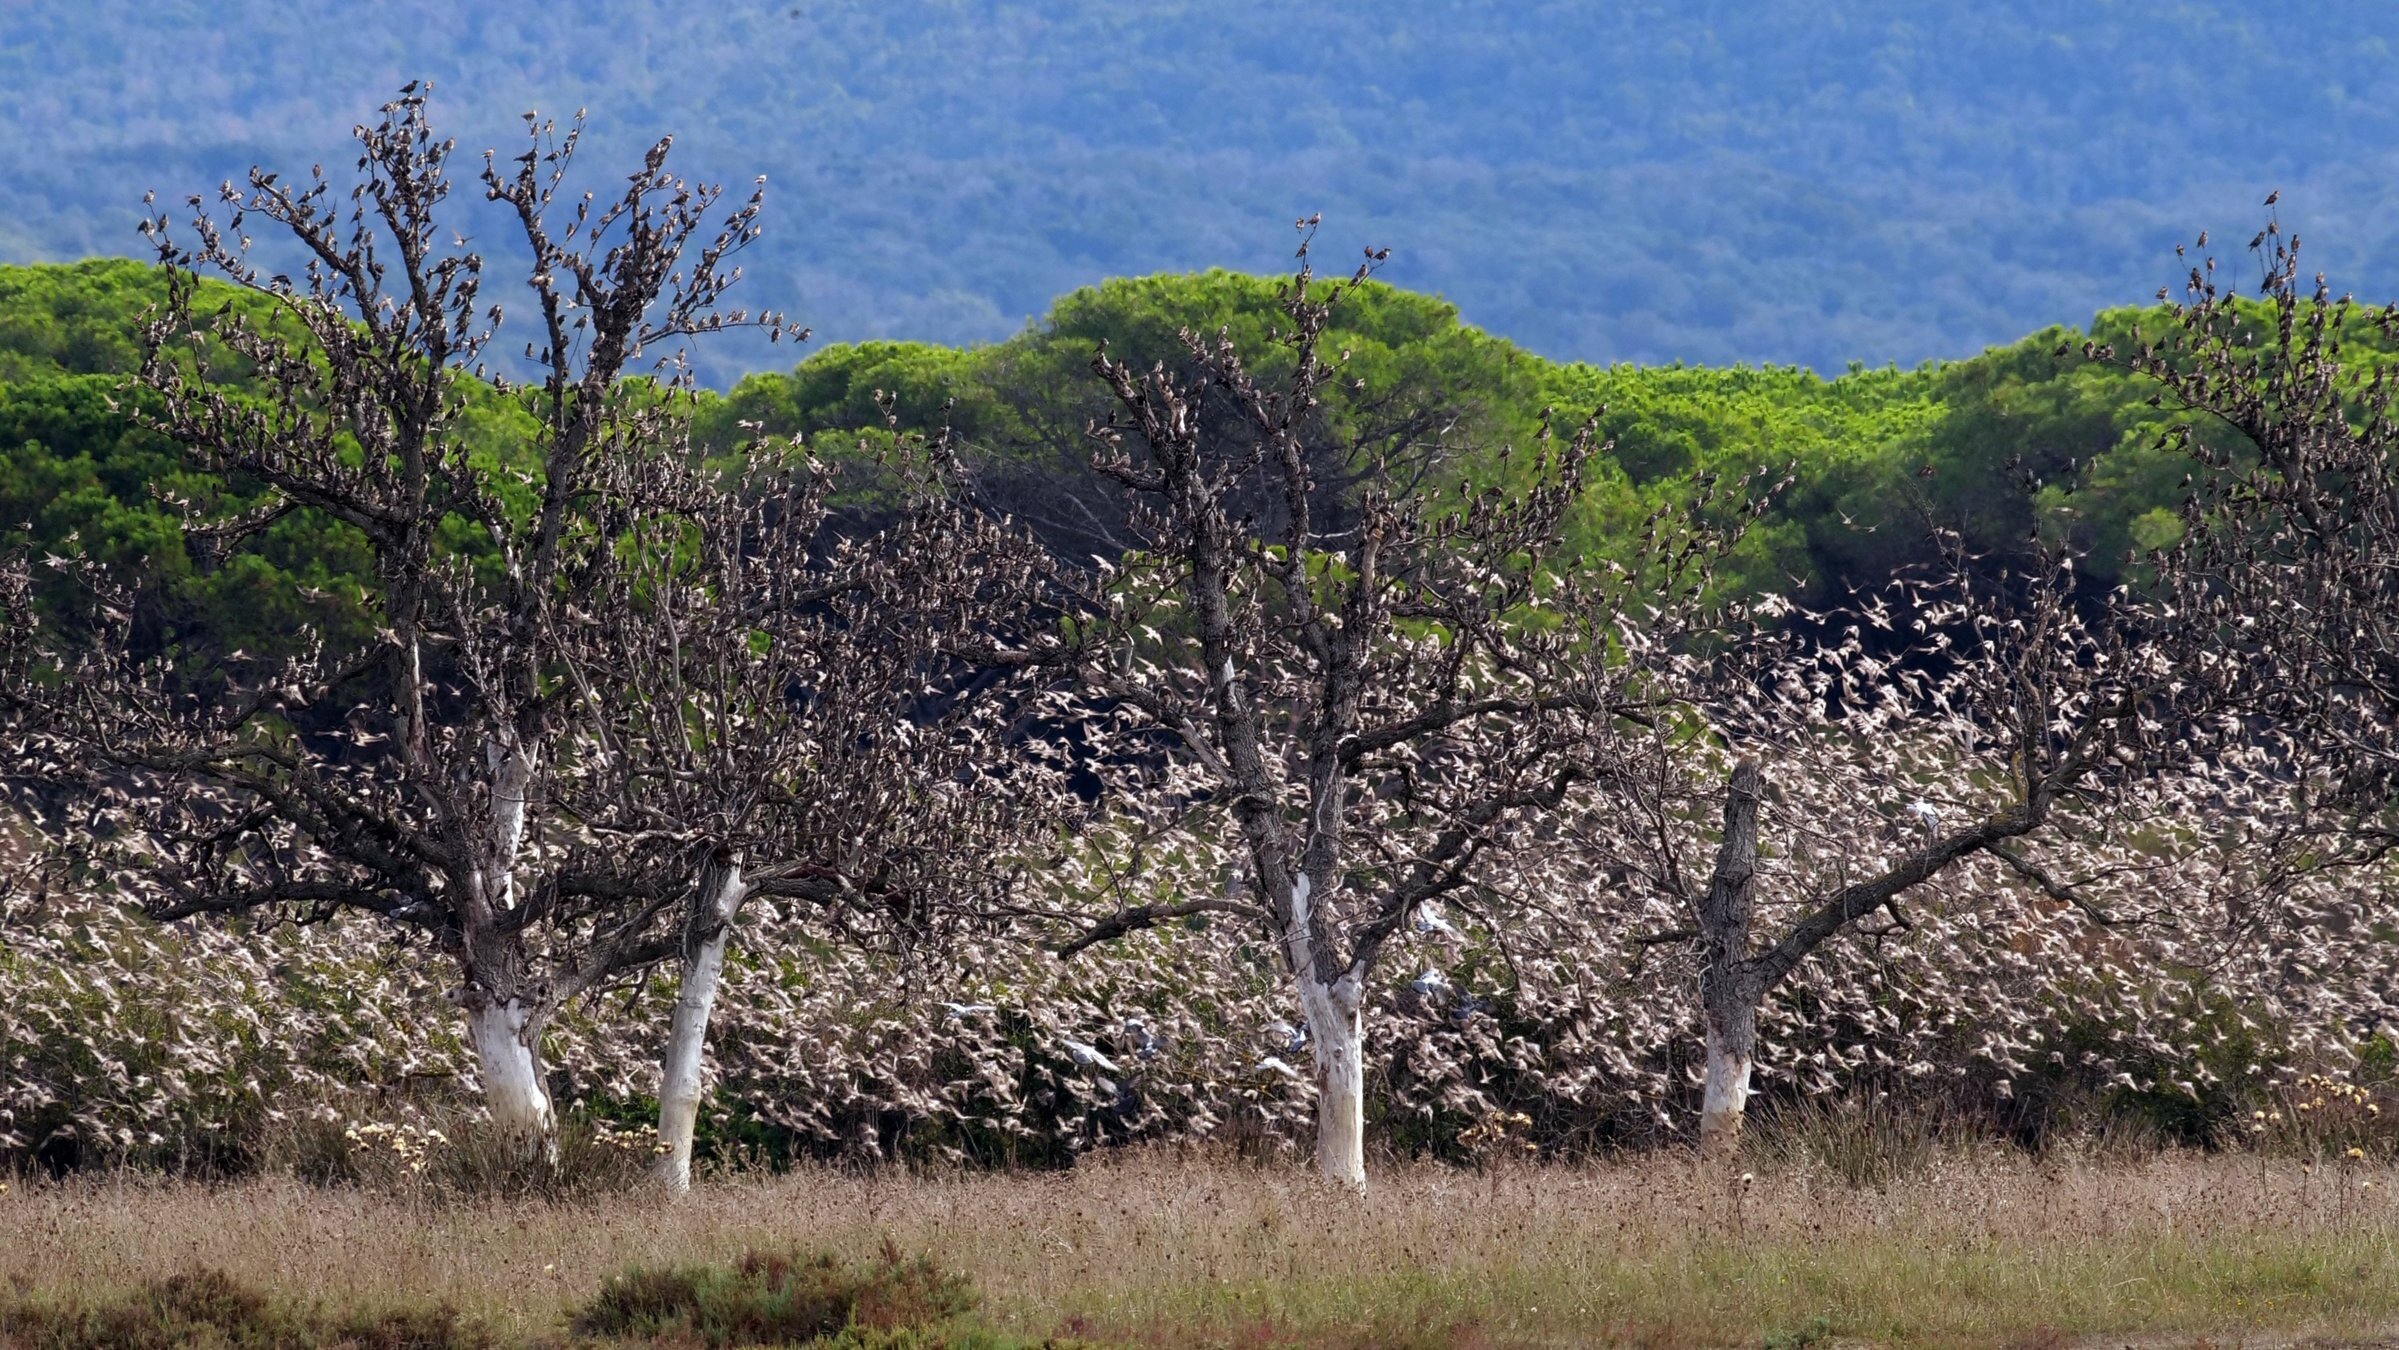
[[571, 1241, 977, 1346], [0, 1268, 492, 1349], [0, 1259, 1083, 1348]]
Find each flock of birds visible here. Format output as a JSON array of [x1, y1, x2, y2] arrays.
[[906, 796, 1957, 1112], [929, 900, 1490, 1088], [970, 793, 1968, 1087], [929, 802, 1954, 1091]]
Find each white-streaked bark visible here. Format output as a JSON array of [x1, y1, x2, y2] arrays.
[[1274, 872, 1370, 1188], [1297, 971, 1367, 1189], [468, 998, 556, 1164], [460, 742, 554, 1164], [481, 741, 534, 914], [1699, 1009, 1757, 1158], [657, 855, 749, 1192]]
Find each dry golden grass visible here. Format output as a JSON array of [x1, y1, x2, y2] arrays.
[[6, 1145, 2399, 1348]]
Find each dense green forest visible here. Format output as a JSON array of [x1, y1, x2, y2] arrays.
[[0, 256, 2270, 658], [5, 2, 2397, 380]]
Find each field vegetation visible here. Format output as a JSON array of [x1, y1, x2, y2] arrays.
[[8, 1143, 2399, 1347]]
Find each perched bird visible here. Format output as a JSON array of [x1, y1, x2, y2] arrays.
[[1124, 1017, 1161, 1061], [1265, 1019, 1308, 1055], [1411, 969, 1452, 1000], [2264, 189, 2280, 207], [1905, 799, 1940, 833], [1060, 1038, 1120, 1073]]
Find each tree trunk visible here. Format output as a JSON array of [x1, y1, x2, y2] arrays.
[[1699, 997, 1758, 1158], [481, 741, 535, 913], [459, 741, 555, 1165], [466, 997, 557, 1164], [1696, 758, 1763, 1161], [657, 852, 749, 1193], [1297, 974, 1367, 1189]]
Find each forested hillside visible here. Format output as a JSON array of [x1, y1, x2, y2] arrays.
[[4, 2, 2396, 378], [0, 256, 2269, 664]]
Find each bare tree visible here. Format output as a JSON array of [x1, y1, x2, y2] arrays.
[[1600, 546, 2271, 1155], [2125, 210, 2399, 828], [1587, 216, 2385, 1156], [927, 228, 1762, 1189], [561, 448, 1068, 1189], [14, 89, 804, 1161], [961, 295, 1519, 565]]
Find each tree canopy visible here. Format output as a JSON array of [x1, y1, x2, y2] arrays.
[[1, 258, 2326, 660]]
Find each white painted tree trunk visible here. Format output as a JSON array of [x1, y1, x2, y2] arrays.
[[1298, 975, 1367, 1189], [1699, 1007, 1756, 1158], [656, 857, 748, 1193], [468, 998, 557, 1164], [1266, 869, 1372, 1188], [460, 743, 554, 1164]]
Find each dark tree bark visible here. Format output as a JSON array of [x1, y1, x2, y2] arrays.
[[1695, 759, 1761, 1156]]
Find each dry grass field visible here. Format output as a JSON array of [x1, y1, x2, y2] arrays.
[[5, 1145, 2399, 1347]]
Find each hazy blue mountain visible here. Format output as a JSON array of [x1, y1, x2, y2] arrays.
[[5, 1, 2395, 382]]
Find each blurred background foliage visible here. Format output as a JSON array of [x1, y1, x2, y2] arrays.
[[5, 256, 2351, 669]]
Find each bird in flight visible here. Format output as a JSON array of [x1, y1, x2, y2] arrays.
[[1413, 903, 1463, 940], [1060, 1038, 1120, 1073]]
